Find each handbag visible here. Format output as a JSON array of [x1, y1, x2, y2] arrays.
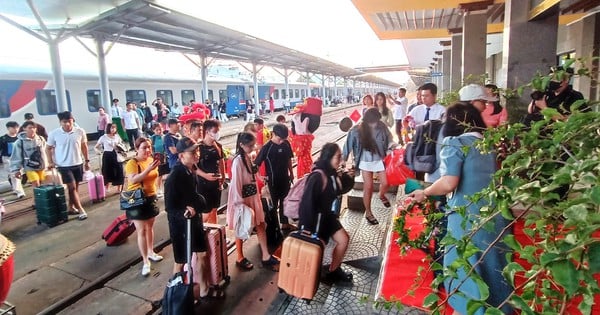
[[241, 170, 258, 198], [115, 142, 128, 163], [120, 162, 145, 210]]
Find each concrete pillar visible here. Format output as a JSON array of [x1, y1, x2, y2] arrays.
[[252, 62, 259, 108], [442, 49, 451, 94], [49, 41, 68, 112], [499, 0, 558, 119], [451, 33, 463, 90], [200, 54, 209, 103], [573, 13, 600, 100], [95, 37, 111, 109], [462, 11, 488, 81]]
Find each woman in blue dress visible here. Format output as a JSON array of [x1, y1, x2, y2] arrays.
[[410, 102, 513, 315]]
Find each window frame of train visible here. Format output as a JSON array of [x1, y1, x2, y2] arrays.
[[301, 89, 306, 99], [86, 89, 113, 112], [281, 89, 287, 99], [125, 90, 147, 106], [208, 90, 214, 103], [181, 89, 195, 105], [274, 89, 280, 100], [295, 89, 300, 99], [156, 90, 173, 107], [289, 89, 293, 99], [35, 89, 72, 116]]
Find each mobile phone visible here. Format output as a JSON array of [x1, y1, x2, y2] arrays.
[[153, 152, 164, 162], [213, 173, 222, 179]]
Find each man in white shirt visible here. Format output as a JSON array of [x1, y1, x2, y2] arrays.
[[122, 102, 141, 150], [110, 98, 123, 118], [46, 111, 90, 220], [388, 87, 408, 143], [408, 83, 445, 125]]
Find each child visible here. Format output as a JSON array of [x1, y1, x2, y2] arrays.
[[1, 121, 25, 197], [150, 122, 168, 197], [10, 121, 48, 188]]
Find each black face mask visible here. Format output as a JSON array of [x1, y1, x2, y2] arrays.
[[548, 81, 562, 92]]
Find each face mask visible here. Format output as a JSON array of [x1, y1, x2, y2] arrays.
[[210, 132, 220, 141]]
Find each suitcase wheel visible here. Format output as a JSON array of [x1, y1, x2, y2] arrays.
[[224, 275, 231, 283], [303, 298, 312, 304]]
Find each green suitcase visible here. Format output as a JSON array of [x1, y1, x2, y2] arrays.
[[34, 185, 68, 227]]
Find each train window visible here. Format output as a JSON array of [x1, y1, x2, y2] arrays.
[[181, 90, 195, 105], [289, 89, 293, 99], [295, 89, 300, 98], [301, 89, 306, 99], [36, 89, 72, 115], [125, 90, 146, 105], [156, 90, 173, 107], [281, 89, 287, 99], [86, 90, 113, 112], [274, 89, 279, 100], [218, 90, 227, 102]]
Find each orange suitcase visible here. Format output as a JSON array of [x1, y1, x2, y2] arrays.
[[278, 214, 324, 302]]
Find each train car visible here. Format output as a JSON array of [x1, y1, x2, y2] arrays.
[[0, 65, 316, 135]]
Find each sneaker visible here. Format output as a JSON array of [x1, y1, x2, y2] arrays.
[[148, 252, 163, 262], [323, 267, 353, 284], [141, 263, 151, 276], [16, 192, 25, 199]]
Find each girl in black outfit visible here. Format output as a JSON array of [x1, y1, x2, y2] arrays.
[[298, 143, 355, 283], [195, 119, 226, 224]]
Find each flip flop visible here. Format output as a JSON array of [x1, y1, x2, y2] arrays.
[[78, 213, 88, 220], [379, 195, 391, 208], [365, 215, 379, 225]]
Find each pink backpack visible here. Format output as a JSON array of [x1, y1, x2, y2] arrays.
[[283, 169, 327, 220]]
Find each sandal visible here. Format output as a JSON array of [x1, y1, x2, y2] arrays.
[[199, 287, 226, 300], [67, 207, 80, 215], [236, 258, 254, 270], [365, 215, 379, 225], [262, 255, 280, 267], [78, 213, 88, 221], [379, 195, 391, 208]]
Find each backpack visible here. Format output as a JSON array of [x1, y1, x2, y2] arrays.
[[404, 120, 443, 173], [283, 169, 327, 219]]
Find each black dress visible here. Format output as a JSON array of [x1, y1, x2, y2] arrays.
[[196, 141, 223, 209]]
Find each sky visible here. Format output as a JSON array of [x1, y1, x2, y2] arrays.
[[0, 0, 410, 84]]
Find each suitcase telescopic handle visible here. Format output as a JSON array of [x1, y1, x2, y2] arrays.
[[311, 213, 322, 239], [186, 217, 193, 285]]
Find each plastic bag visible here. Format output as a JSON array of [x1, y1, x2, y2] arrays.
[[83, 170, 95, 181], [384, 149, 415, 186], [234, 205, 254, 240]]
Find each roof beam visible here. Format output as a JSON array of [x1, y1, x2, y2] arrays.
[[529, 0, 560, 21], [375, 22, 503, 39], [351, 0, 504, 12]]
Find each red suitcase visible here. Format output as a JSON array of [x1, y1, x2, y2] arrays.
[[203, 223, 230, 287], [278, 214, 324, 302], [102, 214, 136, 246], [88, 173, 106, 203]]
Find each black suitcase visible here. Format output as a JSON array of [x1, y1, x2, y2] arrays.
[[162, 217, 195, 314], [34, 184, 68, 227]]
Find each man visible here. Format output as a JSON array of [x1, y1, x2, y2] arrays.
[[46, 111, 89, 220], [110, 98, 128, 142], [527, 66, 586, 119], [122, 102, 141, 150], [164, 118, 182, 170], [407, 83, 445, 125], [388, 88, 408, 143], [407, 87, 423, 114], [19, 113, 48, 140], [140, 101, 154, 133]]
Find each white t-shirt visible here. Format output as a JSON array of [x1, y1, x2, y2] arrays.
[[122, 110, 139, 129], [47, 127, 87, 167], [393, 96, 408, 120], [408, 103, 446, 125], [111, 105, 123, 118], [97, 134, 123, 152]]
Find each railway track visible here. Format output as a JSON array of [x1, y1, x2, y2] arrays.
[[34, 122, 350, 315]]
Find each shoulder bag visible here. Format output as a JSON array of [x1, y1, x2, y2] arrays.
[[120, 161, 145, 210]]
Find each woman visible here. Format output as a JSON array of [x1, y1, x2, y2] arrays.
[[299, 143, 355, 283], [361, 94, 374, 115], [195, 119, 226, 224], [482, 84, 508, 128], [10, 121, 48, 188], [409, 102, 512, 315], [226, 132, 279, 271], [96, 107, 109, 138], [343, 108, 394, 225], [375, 92, 394, 128], [94, 123, 125, 192], [124, 137, 163, 276]]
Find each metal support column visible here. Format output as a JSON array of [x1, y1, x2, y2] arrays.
[[252, 62, 259, 109], [49, 40, 68, 112], [321, 74, 326, 99], [95, 37, 111, 109], [306, 71, 310, 97], [200, 53, 209, 103], [284, 68, 289, 101], [333, 76, 337, 97]]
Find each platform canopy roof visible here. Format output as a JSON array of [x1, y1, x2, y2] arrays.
[[0, 0, 399, 87], [351, 0, 598, 71]]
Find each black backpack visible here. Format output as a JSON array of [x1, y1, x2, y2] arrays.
[[404, 120, 443, 173]]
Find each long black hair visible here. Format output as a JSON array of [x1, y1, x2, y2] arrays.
[[359, 108, 381, 153], [318, 143, 341, 164], [235, 131, 257, 174], [375, 92, 389, 117], [443, 102, 488, 137], [484, 84, 503, 115]]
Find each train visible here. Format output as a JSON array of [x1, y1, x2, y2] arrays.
[[0, 65, 353, 136]]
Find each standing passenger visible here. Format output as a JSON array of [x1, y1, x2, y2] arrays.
[[46, 111, 89, 220], [375, 92, 394, 128], [388, 88, 408, 143], [407, 83, 445, 125], [227, 132, 279, 270], [96, 107, 109, 138], [122, 102, 141, 150], [94, 123, 125, 193], [110, 98, 128, 142], [164, 119, 181, 170], [124, 137, 163, 276], [195, 119, 225, 224], [20, 113, 48, 140], [10, 121, 48, 189], [150, 123, 168, 197]]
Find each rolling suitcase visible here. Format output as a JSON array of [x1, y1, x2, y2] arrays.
[[87, 173, 106, 203], [278, 213, 324, 302], [263, 191, 283, 247], [34, 176, 68, 227], [163, 217, 195, 315], [102, 214, 136, 246], [204, 223, 230, 287]]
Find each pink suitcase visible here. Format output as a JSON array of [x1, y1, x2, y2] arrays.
[[88, 174, 105, 203], [204, 223, 230, 287]]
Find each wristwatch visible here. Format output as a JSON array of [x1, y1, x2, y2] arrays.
[[85, 159, 90, 163]]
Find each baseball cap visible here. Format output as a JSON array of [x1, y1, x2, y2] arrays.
[[176, 137, 199, 153], [272, 123, 289, 139], [458, 84, 497, 102]]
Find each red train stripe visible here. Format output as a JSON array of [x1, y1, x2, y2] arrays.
[[10, 80, 47, 112]]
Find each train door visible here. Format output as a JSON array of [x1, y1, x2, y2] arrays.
[[226, 85, 245, 116]]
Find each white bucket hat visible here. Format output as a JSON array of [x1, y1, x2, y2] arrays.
[[458, 84, 498, 102]]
